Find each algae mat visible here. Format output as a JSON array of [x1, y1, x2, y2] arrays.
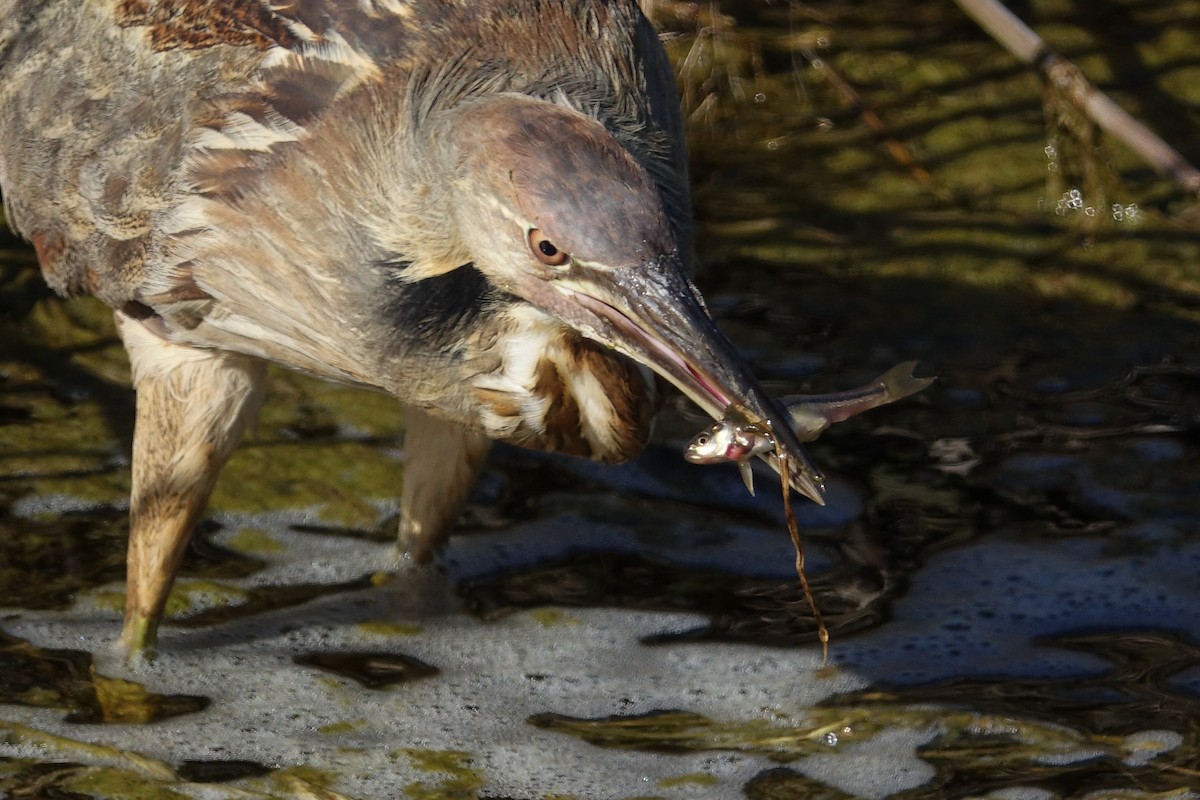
[[3, 0, 1200, 797]]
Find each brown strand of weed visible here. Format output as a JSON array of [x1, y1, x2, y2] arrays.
[[778, 451, 829, 663]]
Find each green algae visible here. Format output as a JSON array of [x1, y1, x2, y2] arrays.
[[743, 769, 860, 800], [2, 1, 1200, 799], [528, 707, 877, 762], [162, 579, 249, 618], [0, 631, 207, 723], [170, 574, 375, 629], [262, 765, 356, 800], [0, 721, 177, 780], [206, 366, 408, 529], [175, 759, 272, 783], [210, 439, 399, 528], [0, 507, 128, 609], [401, 749, 473, 774], [87, 579, 249, 619], [528, 608, 580, 627], [63, 766, 191, 800], [295, 651, 439, 689], [356, 620, 423, 637], [531, 702, 1187, 792], [461, 551, 896, 646], [517, 633, 1200, 796], [88, 669, 210, 725], [0, 752, 353, 800], [1, 268, 406, 536], [226, 527, 287, 555], [0, 630, 94, 714], [262, 365, 405, 441], [657, 771, 720, 787], [398, 749, 484, 800]]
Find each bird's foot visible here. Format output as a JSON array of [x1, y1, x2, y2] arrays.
[[118, 614, 160, 664]]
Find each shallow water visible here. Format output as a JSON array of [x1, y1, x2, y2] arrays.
[[3, 1, 1200, 798]]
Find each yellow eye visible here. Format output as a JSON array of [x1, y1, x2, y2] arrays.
[[529, 228, 569, 267]]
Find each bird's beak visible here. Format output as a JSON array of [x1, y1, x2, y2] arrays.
[[519, 256, 826, 504]]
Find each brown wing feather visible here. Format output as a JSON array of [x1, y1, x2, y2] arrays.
[[0, 0, 688, 422], [0, 0, 414, 305], [114, 0, 300, 51]]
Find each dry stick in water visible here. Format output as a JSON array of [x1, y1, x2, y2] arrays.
[[953, 0, 1200, 196], [777, 451, 830, 663]]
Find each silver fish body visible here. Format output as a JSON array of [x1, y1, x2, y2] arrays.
[[684, 361, 934, 495]]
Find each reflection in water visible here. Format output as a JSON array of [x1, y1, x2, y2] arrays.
[[3, 0, 1200, 797], [0, 630, 208, 724], [294, 650, 440, 689]]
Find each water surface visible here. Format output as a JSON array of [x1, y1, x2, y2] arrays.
[[3, 1, 1200, 797]]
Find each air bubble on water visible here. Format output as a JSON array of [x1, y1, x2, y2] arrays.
[[1044, 143, 1059, 172], [1054, 188, 1086, 216], [1050, 190, 1141, 226], [822, 731, 839, 746], [754, 92, 766, 103], [1104, 202, 1141, 225]]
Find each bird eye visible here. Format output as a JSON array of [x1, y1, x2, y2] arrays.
[[528, 228, 570, 268]]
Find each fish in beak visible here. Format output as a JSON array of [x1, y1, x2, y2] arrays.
[[686, 361, 935, 495], [446, 95, 825, 502], [523, 254, 827, 505]]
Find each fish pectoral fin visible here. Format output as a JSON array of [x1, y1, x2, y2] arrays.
[[738, 461, 756, 496]]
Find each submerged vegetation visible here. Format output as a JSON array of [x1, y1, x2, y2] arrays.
[[2, 0, 1200, 797]]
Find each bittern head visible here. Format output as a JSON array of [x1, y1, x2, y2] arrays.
[[438, 94, 825, 503]]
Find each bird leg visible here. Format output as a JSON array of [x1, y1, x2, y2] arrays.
[[115, 312, 267, 657], [399, 406, 492, 564]]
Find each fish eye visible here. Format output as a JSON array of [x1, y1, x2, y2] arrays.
[[695, 433, 710, 446], [528, 228, 570, 268]]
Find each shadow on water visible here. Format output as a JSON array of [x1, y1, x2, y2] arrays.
[[3, 0, 1200, 797]]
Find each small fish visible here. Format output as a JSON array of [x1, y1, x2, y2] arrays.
[[685, 361, 934, 495], [683, 411, 775, 494]]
